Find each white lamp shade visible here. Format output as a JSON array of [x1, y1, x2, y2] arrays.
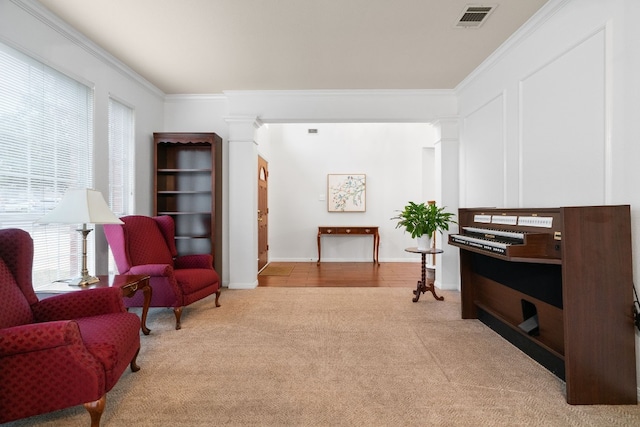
[[37, 188, 124, 225]]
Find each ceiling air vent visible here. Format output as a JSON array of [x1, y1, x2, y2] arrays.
[[455, 5, 496, 28]]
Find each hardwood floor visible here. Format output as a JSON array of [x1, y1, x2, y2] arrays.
[[258, 262, 422, 287]]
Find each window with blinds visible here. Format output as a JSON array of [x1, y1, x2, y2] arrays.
[[108, 98, 133, 215], [0, 42, 94, 286], [108, 98, 134, 274]]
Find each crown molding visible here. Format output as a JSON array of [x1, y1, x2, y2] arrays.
[[455, 0, 572, 93], [165, 94, 228, 102], [223, 89, 455, 98], [12, 0, 165, 99]]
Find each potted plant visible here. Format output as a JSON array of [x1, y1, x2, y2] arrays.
[[391, 201, 456, 250]]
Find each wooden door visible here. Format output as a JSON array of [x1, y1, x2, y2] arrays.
[[258, 156, 269, 271]]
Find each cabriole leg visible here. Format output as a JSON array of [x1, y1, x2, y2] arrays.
[[130, 347, 141, 372], [173, 306, 183, 330], [84, 395, 106, 427]]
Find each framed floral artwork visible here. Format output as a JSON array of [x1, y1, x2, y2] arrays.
[[327, 174, 366, 212]]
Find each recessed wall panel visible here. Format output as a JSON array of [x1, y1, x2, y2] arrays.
[[462, 95, 505, 208], [520, 30, 606, 207]]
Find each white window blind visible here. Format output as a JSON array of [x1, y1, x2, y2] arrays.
[[0, 42, 94, 286], [108, 97, 134, 274], [108, 98, 133, 216]]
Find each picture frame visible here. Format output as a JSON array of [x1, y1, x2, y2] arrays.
[[327, 174, 366, 212]]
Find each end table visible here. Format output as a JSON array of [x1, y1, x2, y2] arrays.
[[405, 247, 444, 302], [36, 275, 152, 335]]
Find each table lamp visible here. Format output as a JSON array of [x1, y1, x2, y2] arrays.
[[37, 188, 124, 286]]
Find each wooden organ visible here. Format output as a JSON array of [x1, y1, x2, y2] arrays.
[[448, 206, 637, 405]]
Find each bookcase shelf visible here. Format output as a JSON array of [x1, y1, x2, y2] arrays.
[[154, 133, 222, 273]]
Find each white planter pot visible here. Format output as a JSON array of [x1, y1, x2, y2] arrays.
[[417, 234, 432, 251]]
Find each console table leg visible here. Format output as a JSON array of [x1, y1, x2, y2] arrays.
[[140, 281, 152, 335]]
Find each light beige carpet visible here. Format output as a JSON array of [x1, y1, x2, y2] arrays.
[[6, 287, 640, 426]]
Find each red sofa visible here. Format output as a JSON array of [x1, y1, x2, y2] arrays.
[[0, 228, 141, 426], [104, 215, 221, 330]]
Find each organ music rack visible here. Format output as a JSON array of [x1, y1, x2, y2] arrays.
[[448, 205, 637, 405]]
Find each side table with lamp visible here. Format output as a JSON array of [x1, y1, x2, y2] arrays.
[[36, 188, 153, 334], [36, 188, 124, 286]]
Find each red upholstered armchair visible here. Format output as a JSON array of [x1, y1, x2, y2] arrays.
[[104, 215, 221, 330], [0, 228, 141, 426]]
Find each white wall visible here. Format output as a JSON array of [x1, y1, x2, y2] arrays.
[[457, 0, 636, 209], [225, 90, 457, 123], [160, 87, 458, 288], [0, 0, 165, 274], [221, 90, 458, 288], [160, 92, 456, 288], [456, 0, 640, 392], [265, 123, 436, 262]]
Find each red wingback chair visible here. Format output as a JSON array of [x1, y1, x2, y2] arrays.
[[103, 215, 221, 330], [0, 228, 141, 426]]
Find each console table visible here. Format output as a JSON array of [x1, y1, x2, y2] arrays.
[[317, 226, 379, 264], [405, 247, 444, 302]]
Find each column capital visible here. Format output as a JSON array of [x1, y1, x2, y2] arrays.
[[432, 115, 459, 124], [432, 116, 460, 142], [224, 115, 263, 128], [224, 115, 263, 142]]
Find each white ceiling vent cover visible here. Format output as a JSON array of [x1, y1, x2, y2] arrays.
[[455, 4, 497, 28]]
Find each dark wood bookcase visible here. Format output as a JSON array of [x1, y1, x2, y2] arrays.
[[451, 205, 637, 405], [153, 133, 222, 273]]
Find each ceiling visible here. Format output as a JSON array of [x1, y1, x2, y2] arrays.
[[37, 0, 549, 94]]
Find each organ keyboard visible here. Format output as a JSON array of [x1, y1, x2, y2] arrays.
[[448, 205, 637, 405], [448, 208, 562, 262]]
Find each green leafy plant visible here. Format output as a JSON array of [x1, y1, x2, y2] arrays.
[[391, 201, 456, 239]]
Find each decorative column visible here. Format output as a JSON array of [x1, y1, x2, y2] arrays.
[[225, 116, 262, 289], [433, 117, 460, 291]]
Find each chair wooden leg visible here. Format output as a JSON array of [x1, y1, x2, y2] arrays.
[[84, 395, 106, 427], [173, 306, 183, 330], [215, 289, 221, 307], [130, 347, 141, 372]]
